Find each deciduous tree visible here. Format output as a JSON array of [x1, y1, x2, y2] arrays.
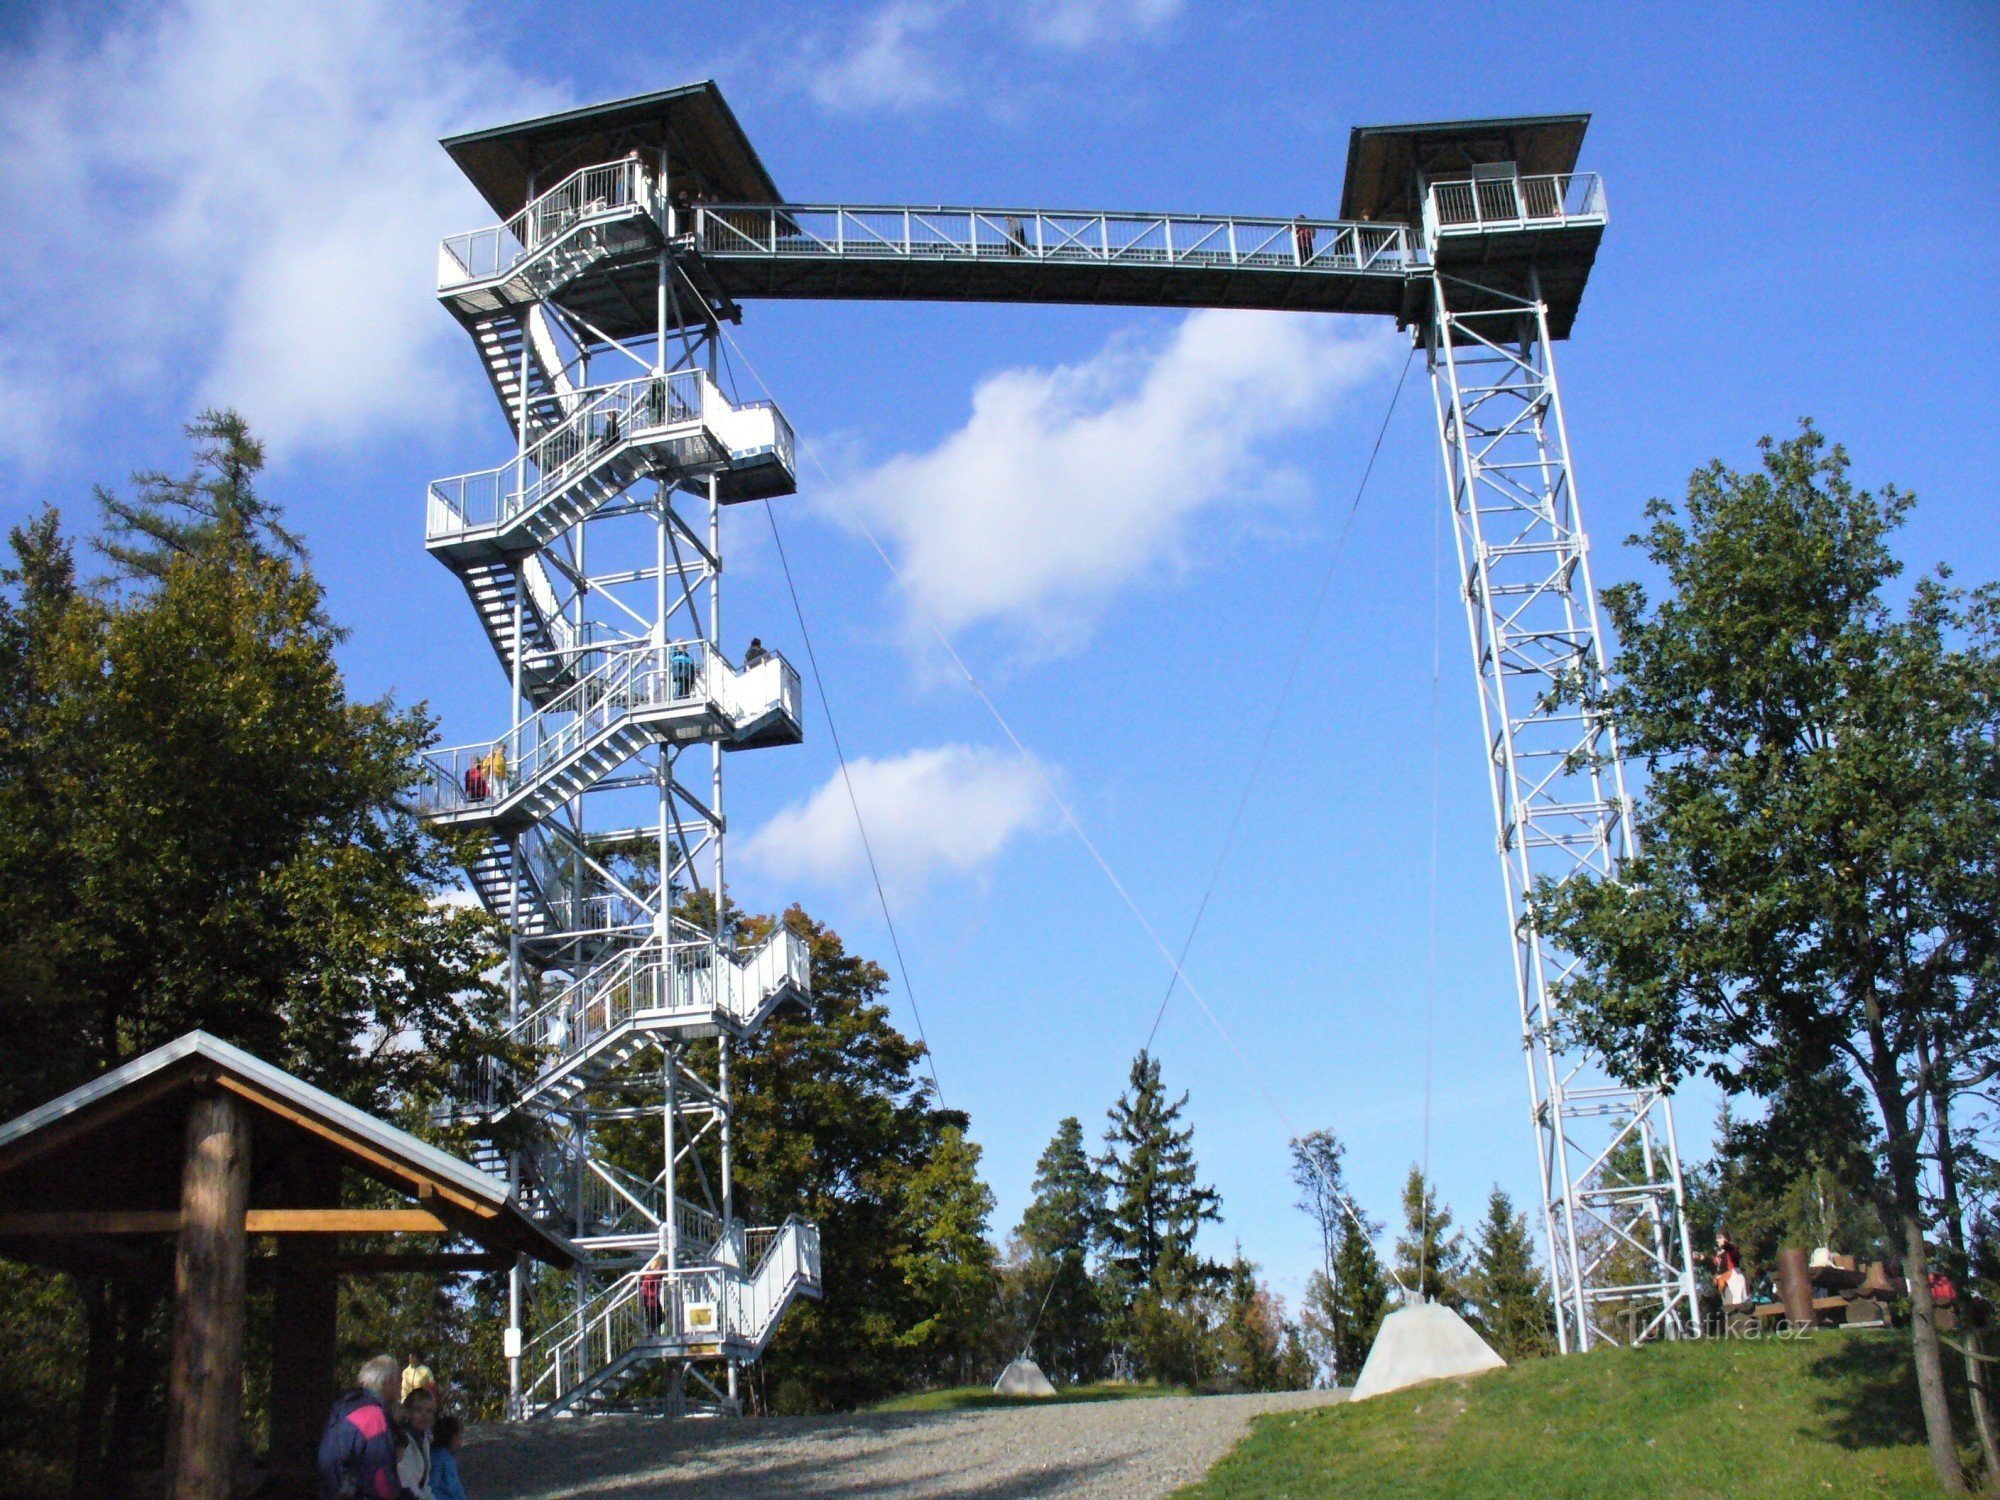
[[1536, 424, 2000, 1491]]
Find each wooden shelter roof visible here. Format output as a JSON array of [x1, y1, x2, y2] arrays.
[[0, 1031, 573, 1272]]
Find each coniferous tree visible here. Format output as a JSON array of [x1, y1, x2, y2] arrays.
[[1016, 1116, 1110, 1382], [1213, 1250, 1284, 1392], [1394, 1166, 1465, 1308], [0, 414, 506, 1492], [1302, 1212, 1390, 1385], [1097, 1050, 1222, 1383], [894, 1124, 1000, 1386], [1465, 1187, 1555, 1360]]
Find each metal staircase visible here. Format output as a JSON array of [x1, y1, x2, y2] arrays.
[[418, 640, 802, 830], [514, 1216, 823, 1419], [427, 131, 820, 1420]]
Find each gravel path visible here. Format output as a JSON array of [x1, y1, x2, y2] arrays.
[[458, 1388, 1345, 1499]]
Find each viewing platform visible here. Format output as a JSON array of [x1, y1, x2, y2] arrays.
[[426, 370, 796, 566]]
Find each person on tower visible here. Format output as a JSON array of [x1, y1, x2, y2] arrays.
[[743, 637, 770, 669]]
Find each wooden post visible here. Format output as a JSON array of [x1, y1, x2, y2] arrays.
[[268, 1151, 339, 1492], [164, 1092, 252, 1500]]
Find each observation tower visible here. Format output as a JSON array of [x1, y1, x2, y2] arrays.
[[422, 84, 1698, 1411]]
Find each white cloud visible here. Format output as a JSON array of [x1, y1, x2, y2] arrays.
[[0, 0, 562, 466], [1020, 0, 1183, 49], [739, 745, 1051, 902], [802, 0, 958, 114], [826, 310, 1396, 652]]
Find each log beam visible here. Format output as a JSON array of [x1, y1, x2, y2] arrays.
[[0, 1208, 452, 1235], [164, 1093, 251, 1500]]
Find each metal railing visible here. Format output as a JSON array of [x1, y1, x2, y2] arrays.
[[417, 640, 801, 820], [440, 157, 655, 289], [515, 1216, 821, 1415], [1423, 173, 1606, 247], [427, 371, 706, 540], [502, 924, 808, 1071], [694, 204, 1410, 275]]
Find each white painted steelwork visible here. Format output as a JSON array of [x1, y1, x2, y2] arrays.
[[425, 147, 818, 1420], [1422, 175, 1702, 1348]]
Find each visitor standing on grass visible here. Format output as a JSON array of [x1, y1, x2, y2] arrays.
[[317, 1354, 402, 1500]]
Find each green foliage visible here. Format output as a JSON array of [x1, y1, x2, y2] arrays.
[[94, 409, 302, 581], [892, 1124, 1000, 1383], [1532, 421, 2000, 1489], [1098, 1050, 1221, 1296], [1393, 1166, 1464, 1309], [1212, 1252, 1284, 1392], [1301, 1210, 1389, 1387], [727, 908, 983, 1411], [1179, 1332, 1979, 1500], [1464, 1187, 1555, 1361], [0, 413, 507, 1492], [1692, 1072, 1890, 1280], [1097, 1050, 1223, 1384], [1016, 1115, 1111, 1382]]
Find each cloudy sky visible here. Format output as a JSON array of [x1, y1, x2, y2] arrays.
[[4, 0, 1996, 1311]]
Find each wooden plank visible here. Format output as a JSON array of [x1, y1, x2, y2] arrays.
[[0, 1211, 182, 1234], [245, 1209, 448, 1233], [164, 1092, 251, 1500], [213, 1077, 496, 1220]]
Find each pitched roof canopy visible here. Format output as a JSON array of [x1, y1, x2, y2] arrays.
[[442, 80, 782, 219], [0, 1031, 573, 1270], [1340, 113, 1591, 227]]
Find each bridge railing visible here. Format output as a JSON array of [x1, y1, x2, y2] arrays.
[[693, 204, 1410, 275]]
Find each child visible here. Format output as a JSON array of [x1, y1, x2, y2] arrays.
[[430, 1413, 467, 1500], [398, 1388, 437, 1500]]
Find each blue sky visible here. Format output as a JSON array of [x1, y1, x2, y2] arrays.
[[3, 0, 1997, 1316]]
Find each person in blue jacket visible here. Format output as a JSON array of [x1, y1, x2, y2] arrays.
[[430, 1414, 468, 1500], [317, 1354, 404, 1500]]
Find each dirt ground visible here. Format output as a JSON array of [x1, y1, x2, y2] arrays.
[[458, 1387, 1345, 1499]]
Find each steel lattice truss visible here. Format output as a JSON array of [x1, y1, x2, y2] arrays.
[[1425, 268, 1702, 1350]]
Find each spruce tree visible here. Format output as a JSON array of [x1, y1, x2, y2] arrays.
[[1097, 1050, 1221, 1294], [1016, 1116, 1109, 1382], [94, 409, 302, 581], [1394, 1166, 1465, 1308], [1303, 1213, 1389, 1385], [1466, 1187, 1556, 1360], [894, 1125, 1000, 1387], [1213, 1250, 1283, 1392], [1097, 1050, 1221, 1383]]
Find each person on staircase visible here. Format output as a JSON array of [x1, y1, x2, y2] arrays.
[[641, 1251, 668, 1335], [743, 637, 770, 670], [670, 642, 697, 699]]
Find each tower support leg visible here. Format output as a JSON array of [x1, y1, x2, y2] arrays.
[[1424, 268, 1703, 1351]]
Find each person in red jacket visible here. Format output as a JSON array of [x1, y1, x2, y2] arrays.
[[318, 1354, 405, 1500]]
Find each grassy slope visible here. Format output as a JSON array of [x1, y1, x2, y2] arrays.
[[871, 1381, 1191, 1413], [1182, 1331, 1977, 1499]]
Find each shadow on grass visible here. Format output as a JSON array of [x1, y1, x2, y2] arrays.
[[1806, 1336, 1928, 1449]]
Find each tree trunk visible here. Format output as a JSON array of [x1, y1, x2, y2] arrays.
[[103, 1277, 166, 1491], [163, 1092, 252, 1500], [1927, 1044, 2000, 1488], [1901, 1211, 1969, 1491]]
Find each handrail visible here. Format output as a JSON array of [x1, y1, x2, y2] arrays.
[[515, 1215, 821, 1414], [440, 157, 655, 289], [502, 923, 807, 1072], [1422, 172, 1606, 248], [415, 641, 802, 821], [427, 370, 706, 540], [693, 204, 1411, 276]]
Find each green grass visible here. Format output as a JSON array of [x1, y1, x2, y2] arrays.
[[871, 1380, 1192, 1413], [1180, 1331, 1981, 1499]]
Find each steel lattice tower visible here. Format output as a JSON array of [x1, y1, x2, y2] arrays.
[[423, 106, 821, 1417], [420, 89, 1700, 1416]]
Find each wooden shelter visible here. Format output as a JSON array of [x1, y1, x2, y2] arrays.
[[0, 1031, 574, 1500]]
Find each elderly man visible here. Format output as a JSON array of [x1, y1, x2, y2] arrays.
[[317, 1354, 403, 1500]]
